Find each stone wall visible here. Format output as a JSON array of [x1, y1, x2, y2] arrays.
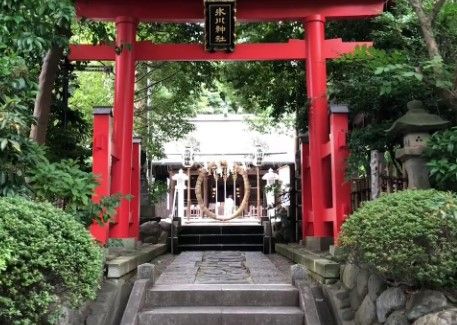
[[57, 244, 168, 325], [323, 263, 457, 325], [57, 271, 136, 325]]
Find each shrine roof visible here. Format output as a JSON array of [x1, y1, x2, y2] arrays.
[[151, 113, 295, 166]]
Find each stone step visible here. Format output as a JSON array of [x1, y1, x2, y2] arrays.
[[145, 284, 299, 307], [178, 243, 263, 251], [179, 234, 263, 245], [275, 243, 340, 284], [138, 306, 304, 325], [106, 244, 167, 279], [180, 225, 264, 235]]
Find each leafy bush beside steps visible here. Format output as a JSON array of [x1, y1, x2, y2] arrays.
[[340, 189, 457, 289], [0, 197, 103, 324]]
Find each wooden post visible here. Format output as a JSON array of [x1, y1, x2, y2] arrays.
[[233, 177, 236, 205], [129, 138, 141, 239], [257, 166, 261, 218], [168, 171, 175, 215], [224, 174, 227, 201], [90, 107, 112, 244], [187, 167, 191, 220], [304, 15, 329, 238], [215, 174, 219, 216], [203, 172, 208, 217], [109, 17, 137, 239]]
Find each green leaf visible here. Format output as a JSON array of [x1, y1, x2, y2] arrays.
[[0, 138, 7, 150]]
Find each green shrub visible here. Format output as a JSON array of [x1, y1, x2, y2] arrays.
[[425, 127, 457, 192], [28, 159, 120, 227], [340, 189, 457, 288], [0, 197, 103, 324]]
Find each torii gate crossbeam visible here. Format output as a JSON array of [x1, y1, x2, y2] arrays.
[[71, 0, 385, 249], [69, 39, 372, 62]]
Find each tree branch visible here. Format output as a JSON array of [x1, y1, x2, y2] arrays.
[[432, 0, 447, 24], [408, 0, 442, 60], [135, 62, 167, 83], [135, 74, 175, 96]]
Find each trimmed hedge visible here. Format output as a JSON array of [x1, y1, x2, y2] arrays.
[[340, 189, 457, 288], [0, 197, 103, 324]]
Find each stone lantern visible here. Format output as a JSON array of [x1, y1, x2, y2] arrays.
[[387, 100, 449, 189]]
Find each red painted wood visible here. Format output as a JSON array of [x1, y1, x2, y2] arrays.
[[330, 112, 351, 243], [301, 142, 312, 238], [68, 39, 372, 62], [76, 0, 384, 22], [135, 41, 307, 61], [321, 142, 332, 158], [129, 140, 141, 239], [305, 15, 332, 238], [324, 208, 335, 222], [109, 17, 138, 239], [69, 41, 306, 61], [324, 39, 372, 59], [69, 44, 114, 61], [90, 110, 113, 244]]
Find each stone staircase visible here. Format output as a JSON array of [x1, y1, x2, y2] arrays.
[[137, 283, 304, 325], [121, 252, 311, 325]]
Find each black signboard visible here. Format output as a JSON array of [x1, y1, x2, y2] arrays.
[[205, 0, 236, 52]]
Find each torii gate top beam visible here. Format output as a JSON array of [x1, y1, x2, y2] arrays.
[[76, 0, 384, 23]]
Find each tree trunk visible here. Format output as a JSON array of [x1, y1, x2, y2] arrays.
[[370, 150, 385, 200], [29, 46, 63, 144], [408, 0, 442, 60], [409, 0, 457, 114]]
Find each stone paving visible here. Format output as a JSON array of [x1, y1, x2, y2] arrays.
[[155, 251, 289, 285], [150, 253, 175, 279], [267, 252, 295, 280]]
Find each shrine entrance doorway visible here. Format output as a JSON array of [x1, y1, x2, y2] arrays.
[[69, 0, 385, 247]]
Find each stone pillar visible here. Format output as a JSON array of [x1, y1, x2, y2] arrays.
[[203, 172, 208, 216], [90, 107, 113, 245], [396, 134, 431, 189]]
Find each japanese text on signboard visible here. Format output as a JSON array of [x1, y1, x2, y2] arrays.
[[205, 1, 235, 52]]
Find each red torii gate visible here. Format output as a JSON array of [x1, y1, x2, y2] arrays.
[[70, 0, 384, 246]]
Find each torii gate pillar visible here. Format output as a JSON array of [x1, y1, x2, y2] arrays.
[[302, 15, 352, 248], [305, 15, 329, 239], [109, 17, 138, 238]]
